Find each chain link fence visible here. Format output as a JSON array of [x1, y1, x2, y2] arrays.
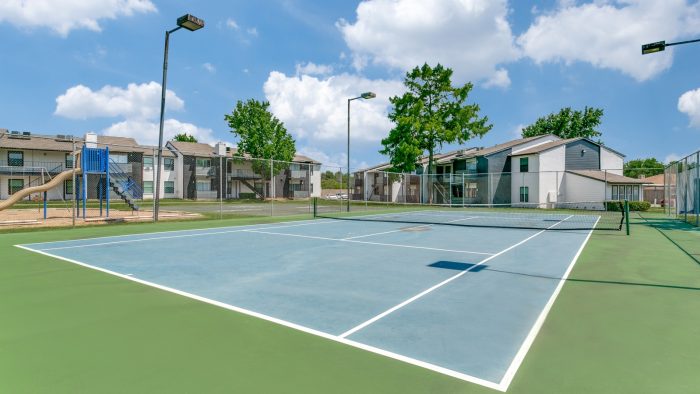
[[665, 150, 700, 226], [344, 168, 650, 207]]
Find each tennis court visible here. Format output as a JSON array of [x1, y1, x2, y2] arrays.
[[18, 208, 603, 391]]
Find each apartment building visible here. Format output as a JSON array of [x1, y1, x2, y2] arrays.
[[166, 141, 322, 200], [354, 134, 647, 205], [1, 128, 321, 202]]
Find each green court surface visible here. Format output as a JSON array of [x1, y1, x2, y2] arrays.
[[2, 213, 700, 393]]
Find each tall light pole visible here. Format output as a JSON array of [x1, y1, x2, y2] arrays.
[[347, 92, 376, 212], [155, 14, 204, 221]]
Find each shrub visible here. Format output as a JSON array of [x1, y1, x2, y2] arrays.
[[605, 200, 650, 211], [238, 193, 258, 199], [628, 201, 650, 211]]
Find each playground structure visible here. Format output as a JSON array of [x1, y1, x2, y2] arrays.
[[0, 146, 143, 220]]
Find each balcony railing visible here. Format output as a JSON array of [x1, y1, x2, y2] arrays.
[[228, 169, 262, 179], [196, 167, 215, 176], [291, 170, 308, 178], [0, 160, 66, 175]]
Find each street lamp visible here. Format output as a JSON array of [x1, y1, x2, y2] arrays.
[[347, 92, 376, 212], [642, 38, 700, 55], [155, 14, 204, 221]]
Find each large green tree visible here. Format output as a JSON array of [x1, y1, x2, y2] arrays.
[[624, 157, 665, 178], [380, 63, 492, 176], [171, 133, 197, 143], [225, 99, 296, 197], [521, 106, 604, 139]]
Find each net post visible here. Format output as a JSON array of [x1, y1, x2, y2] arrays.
[[313, 196, 317, 218], [624, 199, 630, 235]]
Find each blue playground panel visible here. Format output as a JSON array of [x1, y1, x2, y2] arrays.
[[21, 217, 593, 389]]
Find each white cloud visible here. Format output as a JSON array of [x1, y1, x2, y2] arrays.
[[202, 63, 216, 73], [678, 87, 700, 127], [55, 81, 213, 147], [0, 0, 156, 37], [297, 147, 368, 172], [263, 71, 403, 142], [246, 27, 258, 37], [483, 68, 511, 89], [225, 18, 240, 30], [338, 0, 519, 86], [55, 82, 183, 120], [103, 119, 216, 146], [518, 0, 700, 81], [664, 153, 681, 164], [295, 62, 334, 76]]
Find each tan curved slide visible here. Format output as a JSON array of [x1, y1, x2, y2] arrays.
[[0, 168, 81, 211]]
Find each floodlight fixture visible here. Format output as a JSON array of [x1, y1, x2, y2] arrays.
[[641, 41, 666, 55], [177, 14, 205, 31]]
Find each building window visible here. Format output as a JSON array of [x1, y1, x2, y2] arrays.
[[519, 186, 529, 202], [143, 181, 153, 194], [196, 158, 210, 168], [519, 157, 529, 172], [64, 179, 73, 195], [8, 151, 23, 167], [465, 159, 477, 173], [632, 185, 639, 201], [143, 156, 153, 169], [612, 185, 619, 200], [164, 158, 175, 171], [164, 181, 175, 194], [196, 180, 211, 191], [65, 153, 74, 169], [112, 153, 128, 164], [8, 179, 24, 194], [465, 182, 478, 198]]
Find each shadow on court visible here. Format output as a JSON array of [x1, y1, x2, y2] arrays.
[[635, 213, 700, 266]]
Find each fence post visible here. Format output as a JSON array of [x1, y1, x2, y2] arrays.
[[696, 152, 699, 226], [684, 158, 688, 223], [625, 199, 630, 235]]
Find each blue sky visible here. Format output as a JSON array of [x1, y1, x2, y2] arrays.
[[1, 0, 700, 170]]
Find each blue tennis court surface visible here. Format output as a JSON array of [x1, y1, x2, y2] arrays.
[[19, 215, 595, 391]]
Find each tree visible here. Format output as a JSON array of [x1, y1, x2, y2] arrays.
[[321, 171, 347, 189], [172, 133, 198, 143], [225, 99, 296, 198], [521, 107, 604, 139], [380, 63, 492, 178], [624, 158, 665, 178]]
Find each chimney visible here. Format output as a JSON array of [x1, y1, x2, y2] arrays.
[[215, 142, 227, 156], [85, 132, 98, 148]]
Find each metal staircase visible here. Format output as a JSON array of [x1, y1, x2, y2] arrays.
[[108, 159, 142, 210]]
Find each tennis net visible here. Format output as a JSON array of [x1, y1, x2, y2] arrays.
[[313, 198, 627, 231]]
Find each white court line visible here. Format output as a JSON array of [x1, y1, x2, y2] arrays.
[[244, 229, 494, 256], [497, 216, 599, 390], [22, 216, 331, 247], [338, 215, 574, 339], [37, 220, 334, 251], [14, 244, 503, 391]]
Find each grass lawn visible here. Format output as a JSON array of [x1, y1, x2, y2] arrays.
[[1, 213, 699, 393]]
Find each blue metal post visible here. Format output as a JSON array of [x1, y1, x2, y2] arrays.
[[43, 191, 47, 219], [82, 147, 87, 219], [99, 176, 103, 216], [105, 147, 110, 217]]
